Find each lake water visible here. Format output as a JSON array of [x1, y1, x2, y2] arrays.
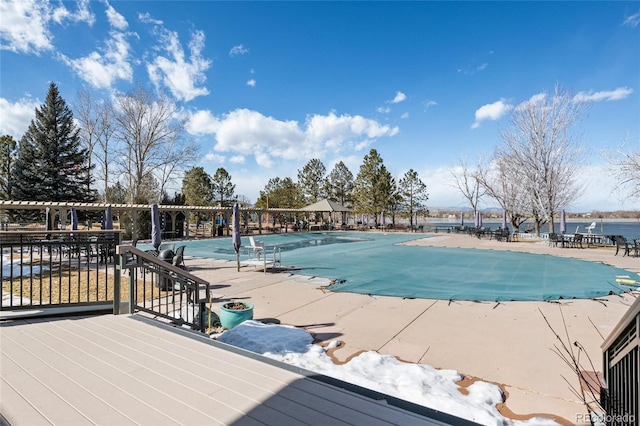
[[426, 219, 640, 241]]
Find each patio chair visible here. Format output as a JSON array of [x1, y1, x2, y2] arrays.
[[158, 242, 175, 252], [99, 242, 115, 264], [633, 239, 640, 258], [248, 236, 264, 260], [173, 245, 186, 269], [80, 236, 100, 263], [549, 233, 560, 247], [613, 236, 633, 256], [572, 233, 584, 249], [586, 222, 597, 235]]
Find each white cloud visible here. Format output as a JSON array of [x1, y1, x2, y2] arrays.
[[512, 93, 547, 112], [622, 11, 640, 27], [186, 110, 219, 134], [246, 79, 256, 87], [423, 100, 438, 109], [204, 152, 225, 163], [458, 62, 489, 75], [573, 87, 634, 102], [0, 0, 53, 54], [60, 31, 133, 89], [0, 97, 41, 139], [390, 91, 407, 103], [105, 1, 128, 31], [377, 106, 391, 113], [147, 28, 211, 101], [229, 155, 246, 164], [52, 0, 95, 26], [138, 12, 163, 25], [306, 111, 399, 150], [401, 112, 409, 119], [471, 99, 512, 129], [230, 44, 249, 56], [187, 108, 399, 168]]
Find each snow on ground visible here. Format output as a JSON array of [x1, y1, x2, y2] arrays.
[[2, 255, 49, 279], [2, 255, 44, 306], [217, 320, 559, 426]]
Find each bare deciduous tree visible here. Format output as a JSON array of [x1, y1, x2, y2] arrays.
[[113, 86, 198, 203], [477, 156, 529, 232], [75, 88, 116, 202], [450, 156, 485, 216], [604, 136, 640, 202], [498, 85, 586, 234], [156, 133, 199, 202], [74, 88, 100, 197]]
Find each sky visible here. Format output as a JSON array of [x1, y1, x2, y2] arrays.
[[0, 1, 639, 213], [216, 320, 559, 425]]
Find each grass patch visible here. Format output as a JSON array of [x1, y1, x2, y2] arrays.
[[3, 264, 159, 305]]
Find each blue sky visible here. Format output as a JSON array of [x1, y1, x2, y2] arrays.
[[1, 1, 638, 212]]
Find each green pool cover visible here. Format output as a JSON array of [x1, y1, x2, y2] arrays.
[[170, 232, 635, 302]]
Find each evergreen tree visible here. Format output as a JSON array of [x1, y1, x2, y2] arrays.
[[297, 158, 326, 204], [12, 83, 94, 203], [0, 135, 17, 199], [398, 169, 429, 230], [323, 161, 354, 206], [211, 167, 235, 206], [182, 167, 213, 206], [182, 166, 213, 224], [105, 182, 127, 204], [255, 177, 302, 209], [352, 149, 392, 226]]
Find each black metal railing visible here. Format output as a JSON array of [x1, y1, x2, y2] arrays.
[[116, 245, 211, 332], [1, 230, 121, 315], [602, 297, 639, 425]]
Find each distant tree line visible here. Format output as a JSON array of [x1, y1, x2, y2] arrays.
[[0, 82, 637, 233]]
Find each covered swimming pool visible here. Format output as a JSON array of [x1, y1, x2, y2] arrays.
[[169, 232, 635, 301]]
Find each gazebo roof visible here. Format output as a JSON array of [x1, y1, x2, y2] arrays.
[[301, 199, 350, 212]]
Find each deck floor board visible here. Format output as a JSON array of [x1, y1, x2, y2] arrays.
[[1, 314, 459, 426]]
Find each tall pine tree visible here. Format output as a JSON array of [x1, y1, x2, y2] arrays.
[[0, 135, 17, 200], [12, 83, 95, 203], [352, 149, 393, 227]]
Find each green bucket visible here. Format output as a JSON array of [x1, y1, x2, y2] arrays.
[[220, 302, 254, 329]]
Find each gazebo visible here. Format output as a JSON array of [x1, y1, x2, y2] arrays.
[[301, 199, 351, 229]]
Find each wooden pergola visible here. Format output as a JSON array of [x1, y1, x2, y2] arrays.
[[0, 200, 306, 242]]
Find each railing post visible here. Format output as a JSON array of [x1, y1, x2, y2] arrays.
[[199, 300, 207, 332], [128, 259, 136, 315], [113, 233, 122, 315]]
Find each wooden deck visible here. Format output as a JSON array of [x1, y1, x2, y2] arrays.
[[0, 314, 471, 426]]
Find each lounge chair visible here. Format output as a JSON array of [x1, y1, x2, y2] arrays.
[[586, 222, 596, 235], [549, 233, 560, 247]]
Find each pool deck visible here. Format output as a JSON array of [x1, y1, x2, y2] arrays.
[[185, 232, 640, 424]]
